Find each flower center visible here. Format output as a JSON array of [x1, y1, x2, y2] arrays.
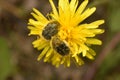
[[58, 26, 72, 41]]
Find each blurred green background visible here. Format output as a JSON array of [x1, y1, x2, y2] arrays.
[[0, 0, 120, 80]]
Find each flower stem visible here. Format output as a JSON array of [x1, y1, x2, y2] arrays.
[[82, 32, 120, 80]]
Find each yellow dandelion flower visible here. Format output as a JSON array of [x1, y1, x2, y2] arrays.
[[28, 0, 105, 67]]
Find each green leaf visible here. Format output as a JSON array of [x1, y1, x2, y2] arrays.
[[108, 0, 120, 32], [95, 45, 120, 80], [109, 9, 120, 32], [0, 37, 12, 80]]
